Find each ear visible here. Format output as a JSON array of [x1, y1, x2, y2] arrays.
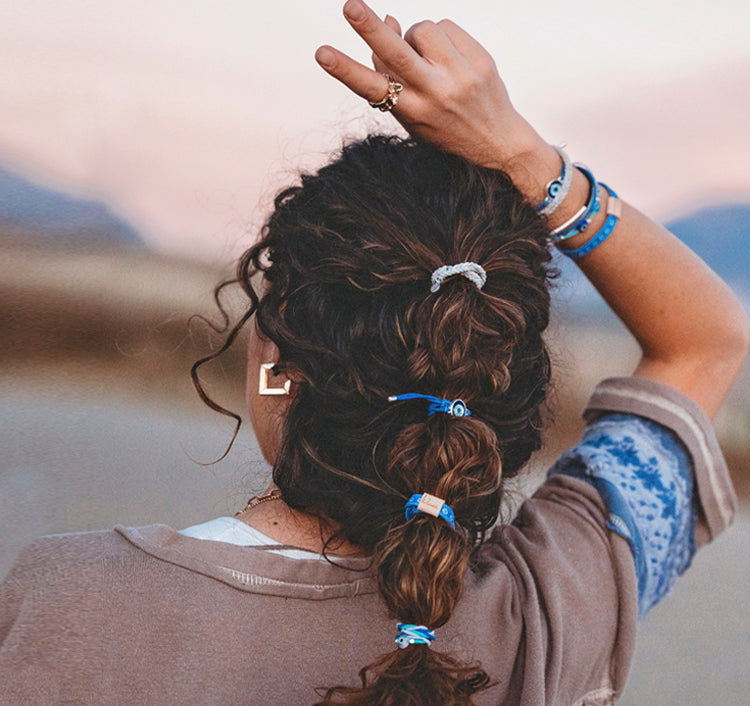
[[245, 327, 294, 465]]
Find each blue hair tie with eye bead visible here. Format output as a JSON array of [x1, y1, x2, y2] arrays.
[[395, 623, 436, 649], [387, 393, 471, 418], [404, 493, 456, 529]]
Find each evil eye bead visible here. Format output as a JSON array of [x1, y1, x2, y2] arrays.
[[449, 399, 469, 417], [547, 179, 562, 198], [395, 636, 411, 649]]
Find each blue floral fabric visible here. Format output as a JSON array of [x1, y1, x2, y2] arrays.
[[549, 413, 697, 618]]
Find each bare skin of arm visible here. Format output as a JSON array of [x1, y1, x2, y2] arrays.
[[316, 0, 749, 419]]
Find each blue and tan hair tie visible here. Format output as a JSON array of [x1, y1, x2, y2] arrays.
[[404, 493, 456, 529]]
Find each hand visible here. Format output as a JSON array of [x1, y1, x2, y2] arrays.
[[315, 0, 546, 171]]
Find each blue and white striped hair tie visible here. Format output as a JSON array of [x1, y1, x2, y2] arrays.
[[395, 623, 436, 649], [430, 262, 487, 293], [387, 393, 471, 418]]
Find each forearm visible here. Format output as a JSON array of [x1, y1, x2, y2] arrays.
[[318, 0, 749, 416], [569, 201, 747, 418], [507, 139, 749, 418]]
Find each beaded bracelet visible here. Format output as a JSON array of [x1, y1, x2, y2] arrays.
[[562, 184, 621, 259], [551, 165, 601, 242], [534, 147, 573, 217]]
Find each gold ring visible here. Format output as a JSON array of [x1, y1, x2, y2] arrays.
[[368, 75, 403, 112]]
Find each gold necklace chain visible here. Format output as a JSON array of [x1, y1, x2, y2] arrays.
[[234, 489, 284, 517]]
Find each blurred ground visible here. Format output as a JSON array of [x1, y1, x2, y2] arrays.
[[1, 239, 749, 703]]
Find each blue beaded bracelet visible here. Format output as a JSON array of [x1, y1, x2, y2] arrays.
[[562, 184, 621, 259]]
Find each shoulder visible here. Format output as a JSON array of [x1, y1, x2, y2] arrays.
[[464, 475, 636, 704], [0, 528, 149, 658], [1, 527, 162, 606], [475, 474, 628, 596], [6, 527, 137, 573]]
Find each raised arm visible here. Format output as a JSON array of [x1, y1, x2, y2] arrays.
[[316, 0, 749, 418]]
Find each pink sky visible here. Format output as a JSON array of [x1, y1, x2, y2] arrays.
[[1, 0, 748, 261]]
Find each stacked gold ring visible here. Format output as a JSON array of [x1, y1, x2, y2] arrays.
[[368, 75, 403, 112]]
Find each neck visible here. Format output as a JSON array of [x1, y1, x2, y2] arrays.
[[236, 493, 366, 558]]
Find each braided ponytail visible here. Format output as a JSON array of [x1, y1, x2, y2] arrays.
[[318, 257, 530, 703], [344, 416, 503, 703], [198, 135, 554, 704]]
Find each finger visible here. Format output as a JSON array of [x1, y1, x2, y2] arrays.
[[384, 13, 402, 35], [371, 14, 403, 78], [403, 20, 461, 66], [371, 53, 393, 78], [343, 0, 427, 84], [315, 45, 394, 104], [436, 19, 493, 63]]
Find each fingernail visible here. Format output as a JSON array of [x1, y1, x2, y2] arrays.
[[344, 0, 366, 22], [315, 47, 335, 68]]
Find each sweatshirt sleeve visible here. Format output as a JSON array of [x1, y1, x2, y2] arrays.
[[548, 376, 736, 618], [582, 376, 736, 546]]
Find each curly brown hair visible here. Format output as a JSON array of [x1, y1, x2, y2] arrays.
[[193, 135, 554, 704]]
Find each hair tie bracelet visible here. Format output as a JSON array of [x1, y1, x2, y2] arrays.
[[395, 623, 436, 649], [388, 393, 471, 417], [562, 184, 621, 260], [405, 493, 456, 529], [557, 166, 601, 240], [430, 262, 486, 293], [551, 164, 601, 242], [534, 146, 573, 216], [549, 163, 596, 240]]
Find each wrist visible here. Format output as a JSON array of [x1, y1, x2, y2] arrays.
[[481, 121, 609, 238], [493, 125, 563, 204], [503, 145, 611, 240]]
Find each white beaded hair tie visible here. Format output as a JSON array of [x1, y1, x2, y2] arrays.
[[430, 262, 487, 293]]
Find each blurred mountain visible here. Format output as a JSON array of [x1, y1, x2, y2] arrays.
[[0, 165, 142, 249], [554, 203, 750, 322], [2, 162, 747, 320], [667, 204, 750, 285]]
